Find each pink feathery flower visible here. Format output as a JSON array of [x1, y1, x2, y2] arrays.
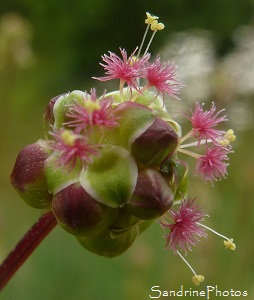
[[94, 48, 150, 90], [196, 145, 231, 184], [159, 198, 208, 255], [185, 102, 227, 144], [49, 129, 100, 170], [66, 89, 119, 130], [143, 56, 183, 99]]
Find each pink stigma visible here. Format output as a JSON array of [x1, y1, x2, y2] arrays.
[[159, 198, 208, 255], [143, 57, 183, 99]]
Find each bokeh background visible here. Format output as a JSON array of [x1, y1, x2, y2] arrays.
[[1, 1, 254, 299]]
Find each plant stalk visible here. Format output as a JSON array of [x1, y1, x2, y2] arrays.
[[0, 211, 57, 291]]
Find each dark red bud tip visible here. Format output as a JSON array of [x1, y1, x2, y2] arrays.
[[131, 117, 179, 167], [10, 142, 52, 208], [52, 183, 118, 236], [128, 169, 174, 220], [43, 93, 66, 139]]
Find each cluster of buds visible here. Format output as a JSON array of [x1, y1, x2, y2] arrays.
[[10, 12, 236, 285]]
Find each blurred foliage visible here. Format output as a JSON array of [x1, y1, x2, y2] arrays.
[[1, 1, 254, 299]]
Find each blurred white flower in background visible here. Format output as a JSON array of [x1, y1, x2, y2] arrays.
[[223, 26, 254, 96], [0, 13, 34, 70], [161, 27, 254, 131], [161, 30, 215, 104]]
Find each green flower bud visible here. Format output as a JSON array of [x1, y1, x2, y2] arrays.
[[104, 101, 156, 149], [10, 141, 52, 208], [77, 219, 152, 257], [79, 144, 138, 208], [52, 90, 87, 130], [77, 227, 138, 257], [52, 183, 118, 236], [131, 117, 179, 167], [128, 168, 174, 220], [44, 153, 81, 195], [111, 206, 141, 229]]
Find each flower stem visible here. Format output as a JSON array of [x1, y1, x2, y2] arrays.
[[180, 130, 193, 144], [0, 211, 57, 291], [177, 148, 201, 159]]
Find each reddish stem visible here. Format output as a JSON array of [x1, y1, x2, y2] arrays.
[[0, 211, 57, 291]]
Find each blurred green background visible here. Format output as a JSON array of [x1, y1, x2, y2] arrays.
[[1, 1, 254, 299]]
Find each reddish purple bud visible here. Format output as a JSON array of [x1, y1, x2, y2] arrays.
[[131, 117, 179, 167], [10, 141, 52, 208], [128, 169, 174, 220], [52, 183, 118, 236]]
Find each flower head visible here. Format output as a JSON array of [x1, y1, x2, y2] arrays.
[[143, 57, 182, 99], [94, 48, 150, 90], [66, 89, 119, 130], [159, 198, 208, 255], [49, 129, 100, 170], [196, 145, 231, 184], [186, 102, 227, 144]]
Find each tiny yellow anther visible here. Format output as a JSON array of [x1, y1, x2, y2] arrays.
[[192, 275, 205, 286], [224, 238, 236, 250], [219, 129, 236, 146], [150, 20, 165, 32], [83, 99, 101, 113], [61, 130, 77, 146], [145, 12, 159, 25], [129, 55, 138, 66], [225, 129, 236, 142]]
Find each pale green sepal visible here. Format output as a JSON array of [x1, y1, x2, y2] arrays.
[[134, 90, 164, 110], [104, 89, 164, 110], [44, 153, 80, 195], [174, 166, 189, 201], [53, 90, 86, 129], [104, 101, 155, 149], [79, 145, 138, 208], [104, 90, 124, 105]]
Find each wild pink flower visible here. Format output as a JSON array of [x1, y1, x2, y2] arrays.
[[159, 198, 208, 255], [143, 56, 182, 99], [66, 89, 119, 130], [196, 145, 231, 184], [185, 102, 227, 144], [49, 129, 100, 170], [94, 48, 150, 90]]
